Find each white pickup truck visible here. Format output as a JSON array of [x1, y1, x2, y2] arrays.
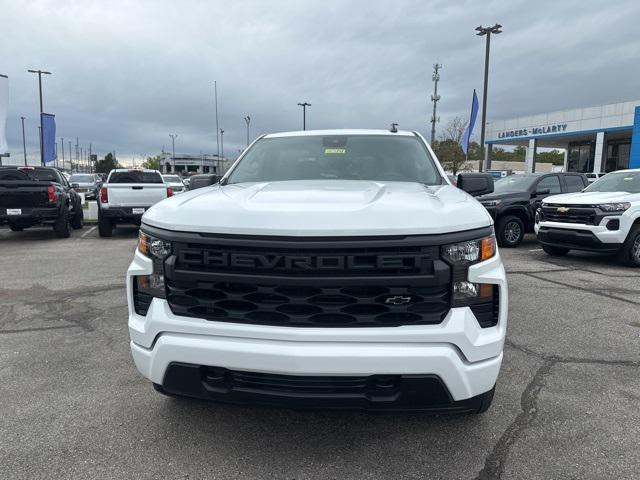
[[127, 129, 508, 414], [98, 169, 172, 237], [536, 169, 640, 266]]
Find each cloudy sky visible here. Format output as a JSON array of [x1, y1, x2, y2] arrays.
[[1, 0, 639, 165]]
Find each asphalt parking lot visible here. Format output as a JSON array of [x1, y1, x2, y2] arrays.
[[1, 226, 639, 480]]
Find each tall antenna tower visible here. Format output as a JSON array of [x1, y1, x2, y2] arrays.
[[430, 63, 442, 146]]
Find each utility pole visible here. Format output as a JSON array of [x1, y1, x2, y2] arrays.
[[68, 140, 72, 171], [89, 143, 92, 172], [76, 137, 79, 172], [297, 102, 311, 130], [21, 117, 27, 166], [244, 115, 251, 146], [38, 126, 41, 162], [214, 81, 220, 163], [27, 69, 52, 166], [475, 24, 502, 172], [61, 137, 65, 171], [430, 64, 442, 146]]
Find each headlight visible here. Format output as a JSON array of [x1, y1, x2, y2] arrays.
[[598, 202, 630, 212], [442, 235, 497, 307], [138, 231, 172, 259], [481, 200, 501, 207], [442, 236, 496, 264]]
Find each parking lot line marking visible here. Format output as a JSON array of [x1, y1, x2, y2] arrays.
[[528, 248, 543, 252], [79, 226, 97, 239]]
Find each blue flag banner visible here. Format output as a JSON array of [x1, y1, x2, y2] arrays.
[[41, 113, 57, 164], [461, 90, 479, 155]]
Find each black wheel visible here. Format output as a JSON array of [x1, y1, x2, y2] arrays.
[[542, 245, 570, 256], [617, 225, 640, 267], [474, 386, 495, 414], [9, 225, 23, 232], [98, 212, 113, 237], [53, 205, 71, 238], [71, 205, 84, 230], [497, 215, 525, 247]]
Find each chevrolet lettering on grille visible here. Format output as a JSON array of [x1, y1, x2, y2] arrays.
[[178, 250, 431, 272]]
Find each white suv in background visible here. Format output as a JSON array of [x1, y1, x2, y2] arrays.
[[127, 129, 508, 413], [536, 169, 640, 266]]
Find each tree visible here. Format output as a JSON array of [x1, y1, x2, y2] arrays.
[[142, 155, 161, 170], [536, 149, 564, 165], [433, 117, 474, 174], [95, 153, 120, 174]]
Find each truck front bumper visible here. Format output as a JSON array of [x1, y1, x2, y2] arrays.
[[127, 250, 508, 409], [535, 218, 631, 253]]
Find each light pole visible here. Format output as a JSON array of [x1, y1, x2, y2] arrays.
[[430, 64, 442, 146], [61, 136, 65, 171], [244, 115, 250, 146], [68, 140, 72, 171], [475, 24, 502, 172], [297, 102, 311, 130], [169, 134, 177, 173], [27, 69, 52, 166], [21, 116, 27, 166], [220, 129, 224, 164], [214, 81, 220, 162]]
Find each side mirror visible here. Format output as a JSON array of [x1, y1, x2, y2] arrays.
[[534, 188, 550, 196], [71, 183, 80, 189], [457, 173, 494, 197]]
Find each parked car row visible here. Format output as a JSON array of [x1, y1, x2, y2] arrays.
[[470, 170, 640, 267], [0, 166, 221, 238]]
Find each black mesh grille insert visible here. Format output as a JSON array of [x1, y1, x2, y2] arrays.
[[166, 280, 450, 327]]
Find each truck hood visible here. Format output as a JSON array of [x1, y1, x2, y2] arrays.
[[142, 180, 493, 236], [543, 191, 640, 205]]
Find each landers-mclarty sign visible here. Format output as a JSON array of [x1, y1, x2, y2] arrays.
[[498, 123, 568, 139]]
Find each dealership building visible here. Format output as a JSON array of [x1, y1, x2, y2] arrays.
[[484, 100, 640, 174], [159, 153, 231, 175]]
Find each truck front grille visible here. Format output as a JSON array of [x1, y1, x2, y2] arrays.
[[541, 205, 596, 225], [166, 280, 450, 327]]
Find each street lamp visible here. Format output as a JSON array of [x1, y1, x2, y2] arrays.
[[244, 116, 251, 146], [220, 129, 224, 161], [21, 116, 27, 166], [297, 102, 311, 130], [475, 24, 502, 172], [169, 133, 178, 173], [27, 69, 52, 166]]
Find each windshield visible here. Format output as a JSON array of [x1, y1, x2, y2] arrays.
[[225, 134, 443, 185], [163, 175, 182, 183], [583, 171, 640, 193], [70, 174, 94, 183], [108, 171, 163, 184], [493, 175, 537, 193]]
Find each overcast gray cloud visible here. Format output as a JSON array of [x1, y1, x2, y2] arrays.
[[1, 0, 639, 164]]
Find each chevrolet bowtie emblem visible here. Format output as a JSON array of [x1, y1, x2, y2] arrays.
[[557, 207, 570, 213], [385, 296, 412, 305]]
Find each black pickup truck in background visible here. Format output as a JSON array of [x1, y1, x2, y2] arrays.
[[476, 172, 589, 247], [0, 166, 84, 238]]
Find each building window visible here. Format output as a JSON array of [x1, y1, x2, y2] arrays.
[[203, 166, 209, 173], [605, 140, 631, 172], [567, 141, 595, 173], [165, 162, 172, 173]]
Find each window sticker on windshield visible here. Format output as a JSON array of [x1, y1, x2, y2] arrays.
[[324, 148, 346, 154]]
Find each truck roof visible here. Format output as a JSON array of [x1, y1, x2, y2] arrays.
[[264, 129, 416, 138]]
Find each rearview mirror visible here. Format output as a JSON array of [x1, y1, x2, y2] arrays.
[[71, 183, 80, 189], [457, 173, 494, 197], [535, 188, 550, 196]]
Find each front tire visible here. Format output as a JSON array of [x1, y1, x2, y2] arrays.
[[98, 212, 113, 237], [9, 225, 23, 232], [542, 245, 570, 256], [53, 205, 71, 238], [617, 225, 640, 267], [497, 215, 525, 247]]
